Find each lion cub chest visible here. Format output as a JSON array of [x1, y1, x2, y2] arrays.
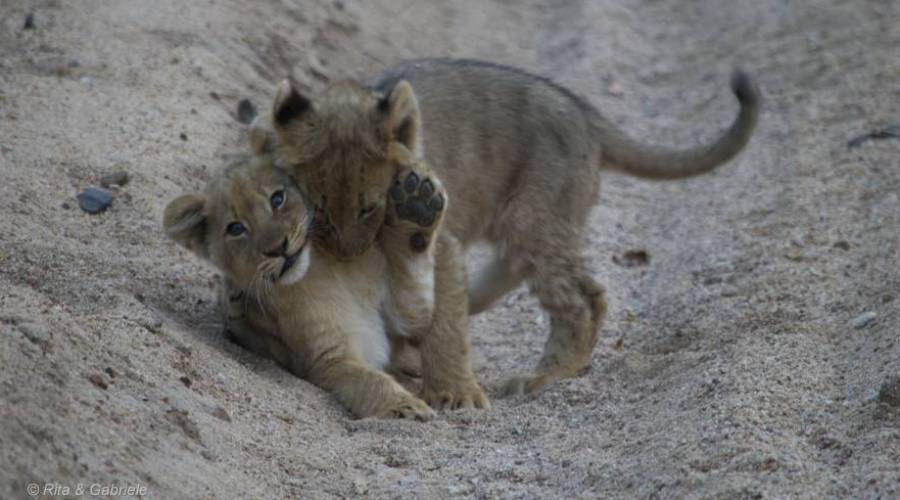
[[284, 247, 393, 370]]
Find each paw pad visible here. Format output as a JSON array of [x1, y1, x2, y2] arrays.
[[390, 171, 445, 228]]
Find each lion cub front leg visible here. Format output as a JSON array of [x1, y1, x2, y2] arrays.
[[418, 233, 490, 410], [383, 165, 446, 255], [304, 348, 434, 421], [379, 164, 489, 410], [379, 162, 447, 337]]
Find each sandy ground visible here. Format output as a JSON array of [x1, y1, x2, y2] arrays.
[[2, 0, 899, 498]]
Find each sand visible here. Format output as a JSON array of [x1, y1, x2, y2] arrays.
[[1, 0, 898, 498]]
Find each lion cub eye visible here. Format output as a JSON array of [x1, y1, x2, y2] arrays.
[[226, 222, 246, 236], [359, 204, 378, 219], [270, 190, 286, 209]]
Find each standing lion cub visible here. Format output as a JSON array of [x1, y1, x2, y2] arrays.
[[269, 58, 760, 396]]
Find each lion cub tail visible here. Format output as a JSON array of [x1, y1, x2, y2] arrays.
[[597, 69, 760, 180]]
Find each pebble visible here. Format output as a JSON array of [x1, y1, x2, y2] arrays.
[[19, 323, 50, 344], [212, 406, 232, 422], [99, 171, 129, 188], [613, 249, 650, 267], [76, 186, 113, 214], [832, 240, 850, 251], [447, 482, 471, 495], [88, 373, 109, 390], [877, 376, 900, 407], [852, 311, 876, 329], [236, 98, 257, 124], [165, 409, 201, 441], [139, 314, 163, 333], [24, 13, 35, 30]]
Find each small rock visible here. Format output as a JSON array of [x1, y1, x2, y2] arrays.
[[165, 409, 201, 442], [212, 406, 232, 422], [832, 240, 850, 251], [88, 373, 109, 390], [61, 202, 70, 210], [608, 81, 624, 96], [99, 171, 129, 188], [816, 435, 840, 449], [613, 249, 650, 267], [139, 314, 163, 333], [179, 132, 188, 141], [179, 376, 192, 388], [19, 323, 50, 344], [77, 186, 113, 214], [877, 376, 900, 407], [447, 482, 471, 495], [24, 13, 35, 30], [852, 311, 876, 329], [104, 367, 117, 378], [236, 98, 257, 124], [351, 477, 368, 495]]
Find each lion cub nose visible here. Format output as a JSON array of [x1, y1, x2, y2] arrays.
[[263, 237, 289, 257]]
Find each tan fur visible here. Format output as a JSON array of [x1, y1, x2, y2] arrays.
[[164, 153, 444, 419], [269, 77, 491, 408], [269, 58, 760, 396]]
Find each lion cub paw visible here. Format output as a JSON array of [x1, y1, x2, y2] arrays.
[[422, 383, 491, 411], [381, 393, 435, 421], [387, 170, 446, 253]]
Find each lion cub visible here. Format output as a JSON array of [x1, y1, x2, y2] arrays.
[[269, 58, 760, 396], [163, 149, 460, 420]]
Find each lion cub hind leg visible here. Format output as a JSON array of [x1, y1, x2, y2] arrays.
[[502, 259, 607, 396], [494, 166, 608, 396]]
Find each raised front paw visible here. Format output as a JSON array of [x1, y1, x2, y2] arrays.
[[422, 381, 491, 411], [387, 169, 446, 252], [381, 393, 435, 421]]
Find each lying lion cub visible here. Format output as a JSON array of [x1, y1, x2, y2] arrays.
[[269, 58, 760, 396], [163, 144, 483, 419]]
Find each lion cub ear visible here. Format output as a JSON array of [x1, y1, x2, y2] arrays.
[[378, 80, 422, 157], [163, 193, 209, 259], [272, 79, 311, 128], [249, 113, 275, 155]]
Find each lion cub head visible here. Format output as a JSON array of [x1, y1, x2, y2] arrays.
[[163, 153, 313, 290], [267, 78, 422, 260]]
